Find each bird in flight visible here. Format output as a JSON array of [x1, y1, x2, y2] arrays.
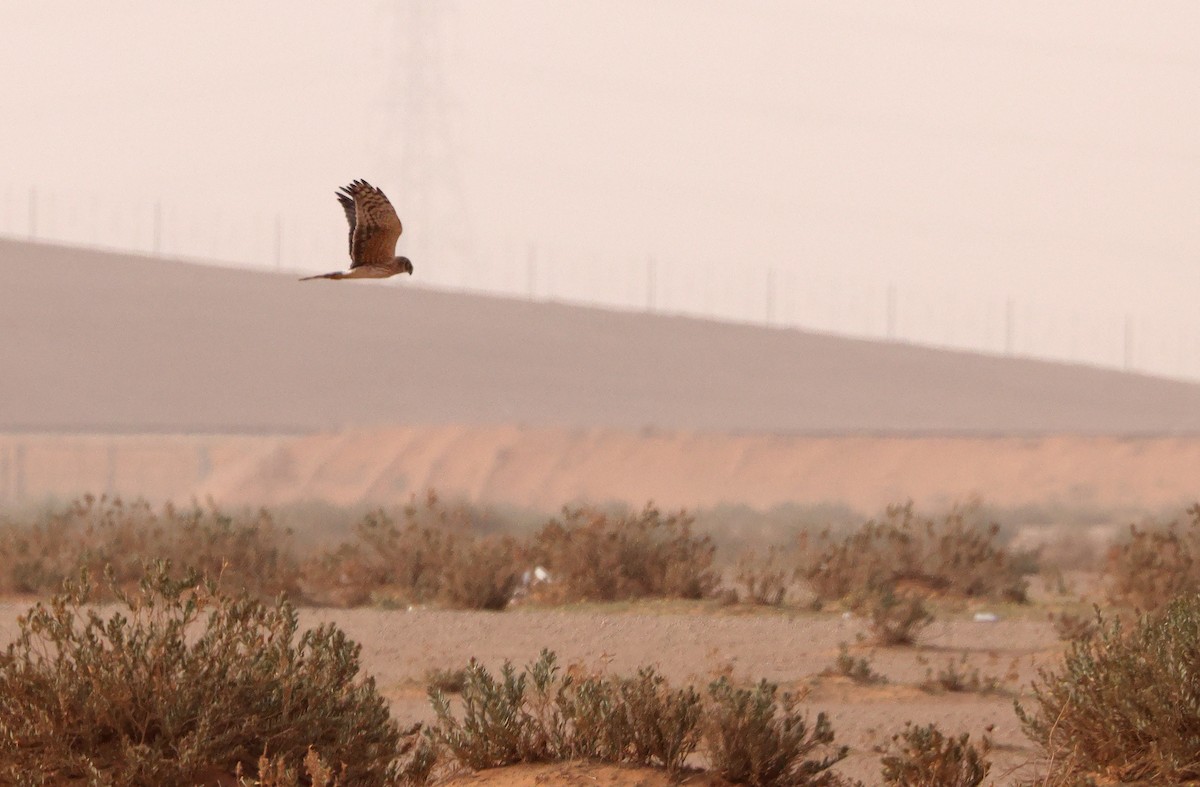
[[300, 179, 413, 281]]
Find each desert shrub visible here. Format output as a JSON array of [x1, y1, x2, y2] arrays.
[[560, 666, 704, 774], [424, 666, 469, 694], [429, 651, 567, 769], [919, 656, 1006, 695], [0, 562, 404, 785], [855, 587, 933, 646], [436, 534, 523, 610], [1016, 593, 1200, 784], [880, 722, 990, 787], [823, 643, 886, 685], [430, 650, 703, 775], [0, 495, 302, 601], [306, 496, 523, 610], [1049, 609, 1098, 642], [735, 546, 793, 606], [704, 677, 848, 786], [530, 504, 719, 602], [1106, 505, 1200, 610], [796, 503, 1028, 606]]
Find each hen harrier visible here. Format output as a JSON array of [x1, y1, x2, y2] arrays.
[[300, 179, 413, 281]]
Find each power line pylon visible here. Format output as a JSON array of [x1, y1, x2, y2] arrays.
[[378, 1, 473, 288]]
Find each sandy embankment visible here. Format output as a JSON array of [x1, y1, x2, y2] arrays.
[[2, 427, 1199, 515]]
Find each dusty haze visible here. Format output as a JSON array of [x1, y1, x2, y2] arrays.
[[2, 2, 1199, 377]]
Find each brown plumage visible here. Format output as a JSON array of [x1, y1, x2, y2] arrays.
[[300, 180, 414, 281]]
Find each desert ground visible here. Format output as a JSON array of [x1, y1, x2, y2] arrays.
[[3, 241, 1197, 784], [0, 594, 1067, 785]]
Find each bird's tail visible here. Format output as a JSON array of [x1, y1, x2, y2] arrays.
[[299, 271, 346, 281]]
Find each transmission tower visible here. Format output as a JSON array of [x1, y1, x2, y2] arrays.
[[377, 1, 474, 288]]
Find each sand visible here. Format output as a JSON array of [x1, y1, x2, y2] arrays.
[[3, 428, 1200, 517], [0, 599, 1061, 785]]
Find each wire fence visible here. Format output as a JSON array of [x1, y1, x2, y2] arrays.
[[2, 183, 1193, 381]]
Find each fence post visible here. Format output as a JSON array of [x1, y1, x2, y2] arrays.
[[153, 201, 162, 255], [646, 256, 656, 312], [526, 244, 537, 300], [886, 283, 897, 340], [274, 215, 283, 271]]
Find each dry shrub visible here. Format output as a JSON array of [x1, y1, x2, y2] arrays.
[[305, 494, 523, 610], [918, 656, 1008, 695], [0, 562, 408, 785], [705, 678, 848, 786], [529, 504, 719, 603], [823, 643, 886, 685], [880, 722, 990, 787], [0, 495, 302, 601], [429, 651, 849, 784], [1017, 593, 1200, 784], [424, 666, 469, 694], [735, 546, 793, 606], [1049, 609, 1098, 642], [855, 587, 934, 646], [429, 650, 702, 775], [796, 503, 1029, 606], [1106, 504, 1200, 610], [562, 667, 703, 775]]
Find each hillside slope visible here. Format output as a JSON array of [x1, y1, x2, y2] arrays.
[[3, 239, 1200, 434]]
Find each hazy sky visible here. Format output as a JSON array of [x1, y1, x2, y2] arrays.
[[3, 2, 1199, 377]]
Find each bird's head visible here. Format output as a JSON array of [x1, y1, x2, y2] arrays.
[[395, 256, 414, 275]]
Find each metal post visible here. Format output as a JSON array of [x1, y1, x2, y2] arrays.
[[153, 201, 162, 255], [766, 266, 775, 325], [647, 256, 656, 312], [1005, 297, 1015, 355], [274, 215, 283, 271], [1124, 314, 1134, 371], [886, 283, 897, 340], [527, 244, 537, 300]]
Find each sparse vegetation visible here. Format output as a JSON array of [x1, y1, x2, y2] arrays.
[[824, 643, 886, 685], [856, 587, 934, 646], [735, 546, 793, 606], [428, 650, 851, 784], [1106, 504, 1200, 610], [1049, 609, 1098, 642], [0, 562, 410, 785], [0, 494, 302, 601], [424, 665, 469, 694], [919, 655, 1006, 695], [796, 503, 1030, 607], [528, 504, 720, 602], [880, 722, 991, 787], [705, 677, 849, 786], [1017, 593, 1200, 784]]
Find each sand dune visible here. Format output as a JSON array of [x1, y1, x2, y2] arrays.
[[5, 239, 1200, 435]]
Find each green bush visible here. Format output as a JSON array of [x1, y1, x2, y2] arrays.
[[880, 722, 990, 787], [0, 562, 406, 785], [1017, 593, 1200, 783], [705, 678, 848, 786], [429, 650, 703, 775], [824, 643, 886, 685]]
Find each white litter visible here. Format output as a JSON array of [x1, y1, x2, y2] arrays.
[[973, 612, 1000, 623]]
